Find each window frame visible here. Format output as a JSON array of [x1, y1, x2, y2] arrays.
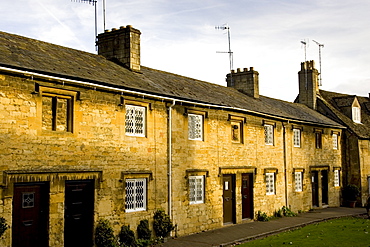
[[189, 175, 205, 204], [125, 178, 147, 213], [40, 86, 76, 133], [293, 128, 301, 148], [125, 104, 146, 137], [334, 170, 340, 187], [264, 124, 274, 145], [315, 130, 323, 149], [188, 113, 204, 141], [352, 106, 361, 123], [294, 172, 303, 192], [265, 172, 275, 195]]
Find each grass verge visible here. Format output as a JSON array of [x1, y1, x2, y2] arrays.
[[239, 216, 369, 247]]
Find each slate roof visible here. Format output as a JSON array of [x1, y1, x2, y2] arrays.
[[319, 90, 370, 138], [0, 30, 343, 128]]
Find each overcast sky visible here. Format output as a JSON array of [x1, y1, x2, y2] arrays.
[[1, 0, 370, 101]]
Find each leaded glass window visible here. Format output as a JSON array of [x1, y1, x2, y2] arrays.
[[188, 114, 203, 140], [293, 129, 301, 147], [332, 133, 338, 150], [189, 176, 204, 204], [266, 172, 275, 195], [22, 192, 35, 208], [295, 172, 303, 192], [264, 124, 274, 145], [334, 170, 340, 187], [352, 106, 361, 123], [125, 178, 146, 212], [125, 105, 146, 137]]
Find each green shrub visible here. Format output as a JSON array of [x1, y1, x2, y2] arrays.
[[0, 217, 9, 238], [256, 211, 270, 221], [137, 219, 151, 240], [274, 208, 284, 218], [95, 219, 118, 247], [282, 206, 297, 217], [119, 225, 136, 247], [153, 209, 174, 238]]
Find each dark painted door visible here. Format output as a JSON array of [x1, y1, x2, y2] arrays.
[[223, 174, 235, 224], [12, 183, 49, 247], [321, 170, 328, 205], [241, 173, 253, 219], [311, 171, 319, 207], [65, 180, 94, 247]]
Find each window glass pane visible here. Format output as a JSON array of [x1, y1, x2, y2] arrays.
[[188, 114, 203, 140], [42, 96, 53, 131], [231, 121, 242, 143], [293, 129, 301, 147], [42, 95, 72, 132], [315, 132, 322, 149], [189, 176, 204, 204], [125, 178, 146, 212], [264, 125, 274, 145], [334, 170, 340, 187], [56, 98, 68, 131], [125, 105, 146, 137], [266, 173, 275, 195], [352, 107, 361, 123], [295, 172, 303, 192], [332, 134, 338, 150]]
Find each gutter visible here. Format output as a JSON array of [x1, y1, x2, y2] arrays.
[[0, 65, 344, 129]]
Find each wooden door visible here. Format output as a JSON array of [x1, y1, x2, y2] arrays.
[[241, 173, 253, 219], [65, 180, 94, 247], [12, 183, 49, 247], [321, 170, 328, 205], [223, 174, 235, 224], [311, 171, 319, 207]]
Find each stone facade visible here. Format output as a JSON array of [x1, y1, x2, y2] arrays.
[[0, 28, 343, 246]]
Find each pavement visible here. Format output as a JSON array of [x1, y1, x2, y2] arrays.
[[159, 207, 367, 247]]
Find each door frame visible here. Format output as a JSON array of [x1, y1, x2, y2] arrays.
[[241, 173, 254, 219], [12, 182, 50, 247], [222, 174, 236, 224]]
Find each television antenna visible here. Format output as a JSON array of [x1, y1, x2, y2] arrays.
[[301, 39, 308, 89], [72, 0, 107, 45], [312, 40, 324, 86], [215, 24, 233, 71]]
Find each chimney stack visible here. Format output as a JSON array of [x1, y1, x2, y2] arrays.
[[96, 25, 141, 72], [298, 60, 319, 109], [226, 67, 259, 98]]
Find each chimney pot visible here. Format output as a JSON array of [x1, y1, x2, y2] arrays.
[[243, 68, 248, 72]]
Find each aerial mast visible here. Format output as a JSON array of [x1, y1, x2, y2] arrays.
[[216, 24, 234, 84], [312, 40, 324, 86], [301, 40, 308, 89]]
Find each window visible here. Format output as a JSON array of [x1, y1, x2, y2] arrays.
[[125, 178, 147, 212], [266, 172, 275, 195], [231, 120, 243, 143], [42, 94, 73, 132], [295, 172, 303, 192], [189, 176, 204, 204], [352, 106, 361, 123], [332, 133, 338, 150], [188, 113, 203, 140], [125, 105, 146, 137], [264, 124, 274, 145], [315, 131, 322, 149], [334, 170, 340, 187], [293, 129, 301, 147]]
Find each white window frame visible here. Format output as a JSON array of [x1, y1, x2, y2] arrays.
[[189, 175, 204, 204], [264, 124, 274, 145], [125, 105, 146, 137], [125, 178, 147, 212], [352, 106, 361, 123], [334, 170, 340, 187], [293, 129, 301, 147], [332, 133, 338, 150], [266, 172, 275, 195], [294, 172, 303, 192], [188, 114, 203, 141]]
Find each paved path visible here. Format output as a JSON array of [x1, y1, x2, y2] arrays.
[[160, 207, 366, 247]]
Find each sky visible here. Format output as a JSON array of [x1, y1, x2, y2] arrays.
[[1, 0, 370, 102]]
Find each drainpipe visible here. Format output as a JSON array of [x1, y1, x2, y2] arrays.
[[168, 100, 176, 221], [283, 122, 289, 207]]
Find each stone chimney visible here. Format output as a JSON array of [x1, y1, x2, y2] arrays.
[[96, 25, 141, 72], [226, 67, 259, 98], [298, 60, 319, 109]]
